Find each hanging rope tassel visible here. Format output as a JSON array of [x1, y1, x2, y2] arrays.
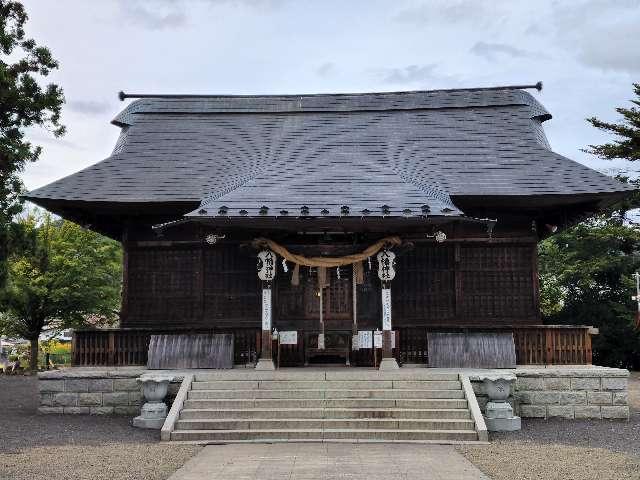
[[336, 266, 341, 279], [367, 256, 372, 270], [282, 258, 288, 273], [291, 263, 300, 286]]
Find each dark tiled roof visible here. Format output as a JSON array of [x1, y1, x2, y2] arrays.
[[25, 88, 633, 218]]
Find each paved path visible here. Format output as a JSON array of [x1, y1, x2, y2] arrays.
[[168, 443, 490, 480]]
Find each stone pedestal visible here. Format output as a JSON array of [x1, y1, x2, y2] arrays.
[[379, 357, 400, 370], [255, 358, 276, 370], [132, 374, 173, 430], [133, 402, 167, 429], [481, 374, 521, 432], [485, 400, 521, 431]]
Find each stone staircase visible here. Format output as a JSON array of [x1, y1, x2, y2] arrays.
[[168, 370, 486, 444]]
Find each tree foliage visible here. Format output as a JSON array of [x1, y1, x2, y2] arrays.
[[0, 0, 65, 286], [585, 83, 640, 161], [539, 214, 640, 369], [0, 212, 122, 369], [541, 83, 640, 369]]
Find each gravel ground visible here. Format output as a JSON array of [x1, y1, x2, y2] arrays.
[[0, 375, 200, 480], [458, 371, 640, 480]]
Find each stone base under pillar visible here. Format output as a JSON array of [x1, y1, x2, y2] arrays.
[[255, 358, 276, 370], [378, 358, 400, 370], [485, 416, 521, 431], [133, 402, 167, 430]]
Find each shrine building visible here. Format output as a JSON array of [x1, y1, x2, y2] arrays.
[[25, 84, 634, 370]]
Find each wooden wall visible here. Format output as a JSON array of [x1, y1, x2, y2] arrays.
[[121, 238, 539, 329]]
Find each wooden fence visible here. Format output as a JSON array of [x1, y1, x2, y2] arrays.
[[72, 328, 260, 367], [72, 325, 593, 367]]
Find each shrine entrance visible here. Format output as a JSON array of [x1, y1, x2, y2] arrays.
[[271, 264, 384, 367], [254, 237, 401, 370]]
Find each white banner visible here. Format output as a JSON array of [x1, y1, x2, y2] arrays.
[[381, 288, 392, 330], [358, 330, 372, 349], [352, 334, 359, 351], [262, 289, 271, 330], [374, 331, 383, 348], [279, 331, 298, 345], [317, 333, 325, 350]]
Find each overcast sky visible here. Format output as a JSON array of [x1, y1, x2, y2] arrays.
[[19, 0, 640, 191]]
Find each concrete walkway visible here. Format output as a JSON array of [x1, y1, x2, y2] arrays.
[[168, 443, 490, 480]]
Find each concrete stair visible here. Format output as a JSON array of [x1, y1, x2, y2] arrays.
[[169, 371, 485, 444]]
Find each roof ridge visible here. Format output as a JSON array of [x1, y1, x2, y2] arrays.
[[118, 82, 543, 101]]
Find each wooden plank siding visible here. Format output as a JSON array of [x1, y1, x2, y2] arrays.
[[122, 241, 538, 330]]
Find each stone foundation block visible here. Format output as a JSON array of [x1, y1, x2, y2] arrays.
[[515, 391, 534, 404], [53, 392, 77, 407], [114, 378, 140, 392], [571, 377, 600, 391], [532, 391, 560, 405], [601, 406, 629, 419], [64, 407, 91, 414], [65, 379, 89, 392], [90, 406, 114, 415], [587, 391, 612, 405], [88, 379, 113, 392], [78, 392, 103, 407], [39, 380, 64, 393], [519, 405, 546, 418], [548, 406, 574, 419], [602, 377, 627, 391], [38, 406, 64, 414], [544, 377, 571, 390], [114, 406, 140, 415], [40, 393, 53, 406], [129, 391, 144, 405], [517, 377, 544, 391], [559, 391, 586, 405], [103, 392, 129, 407], [613, 392, 628, 406], [574, 406, 601, 419]]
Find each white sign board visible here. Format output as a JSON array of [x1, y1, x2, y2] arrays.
[[262, 289, 271, 330], [279, 331, 298, 345], [373, 330, 396, 349], [374, 331, 383, 348], [317, 333, 325, 350], [381, 288, 392, 330], [358, 330, 372, 349]]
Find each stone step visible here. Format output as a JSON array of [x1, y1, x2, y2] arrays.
[[193, 371, 460, 382], [183, 398, 469, 409], [170, 428, 479, 442], [190, 380, 462, 391], [174, 418, 476, 431], [187, 389, 466, 400], [179, 407, 472, 420]]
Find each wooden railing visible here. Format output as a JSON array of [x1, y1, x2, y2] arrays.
[[72, 325, 593, 367], [513, 325, 592, 365], [72, 328, 260, 367]]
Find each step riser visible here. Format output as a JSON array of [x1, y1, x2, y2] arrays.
[[188, 390, 465, 400], [190, 380, 462, 390], [193, 373, 461, 382], [175, 420, 475, 431], [171, 430, 479, 442], [183, 399, 469, 409], [179, 409, 471, 420]]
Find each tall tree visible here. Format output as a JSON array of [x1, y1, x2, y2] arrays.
[[0, 1, 65, 287], [0, 212, 122, 370], [585, 83, 640, 161], [540, 83, 640, 368]]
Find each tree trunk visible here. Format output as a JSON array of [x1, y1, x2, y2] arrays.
[[29, 337, 39, 371]]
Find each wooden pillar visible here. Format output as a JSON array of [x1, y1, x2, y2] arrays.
[[255, 250, 276, 370], [120, 227, 130, 326]]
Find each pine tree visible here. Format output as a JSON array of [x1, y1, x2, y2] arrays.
[[585, 83, 640, 161]]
